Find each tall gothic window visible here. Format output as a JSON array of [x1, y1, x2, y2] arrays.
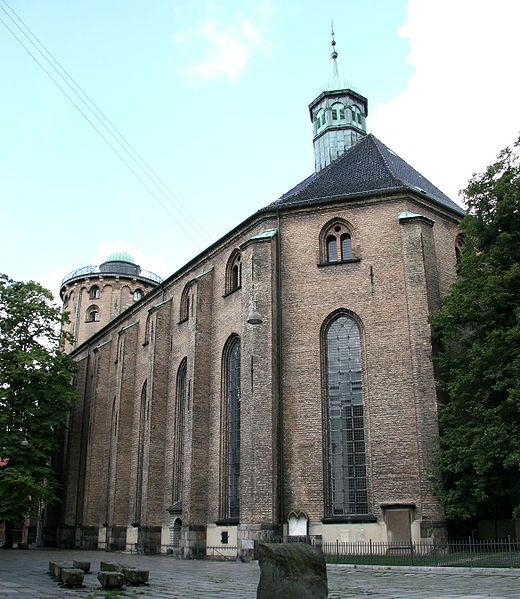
[[220, 336, 241, 520], [172, 359, 187, 503], [323, 313, 368, 516], [135, 380, 148, 524]]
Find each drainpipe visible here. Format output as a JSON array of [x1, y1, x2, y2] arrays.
[[275, 209, 284, 532]]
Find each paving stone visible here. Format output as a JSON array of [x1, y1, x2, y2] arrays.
[[0, 548, 519, 598]]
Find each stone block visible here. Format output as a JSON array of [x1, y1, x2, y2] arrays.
[[60, 568, 85, 587], [50, 562, 68, 579], [100, 561, 121, 571], [97, 571, 124, 590], [121, 567, 149, 585], [257, 543, 328, 599], [72, 559, 91, 573]]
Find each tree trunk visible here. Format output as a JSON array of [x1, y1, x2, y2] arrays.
[[2, 521, 13, 549]]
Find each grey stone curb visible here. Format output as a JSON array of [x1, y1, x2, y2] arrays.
[[329, 563, 520, 575]]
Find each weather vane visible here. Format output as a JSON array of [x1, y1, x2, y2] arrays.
[[330, 20, 339, 76]]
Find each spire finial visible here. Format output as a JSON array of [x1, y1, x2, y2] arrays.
[[330, 21, 339, 77]]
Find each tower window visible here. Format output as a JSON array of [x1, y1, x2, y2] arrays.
[[134, 289, 143, 302], [331, 103, 345, 123], [315, 109, 326, 131], [86, 305, 100, 322], [89, 285, 100, 300]]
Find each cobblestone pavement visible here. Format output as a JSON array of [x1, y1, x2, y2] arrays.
[[0, 549, 519, 598]]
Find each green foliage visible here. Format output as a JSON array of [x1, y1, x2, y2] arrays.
[[0, 274, 77, 525], [430, 138, 520, 521]]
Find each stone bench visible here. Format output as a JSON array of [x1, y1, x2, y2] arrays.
[[98, 571, 125, 590], [60, 568, 85, 587], [121, 566, 149, 586], [72, 559, 91, 573]]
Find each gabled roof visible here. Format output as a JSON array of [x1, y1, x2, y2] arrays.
[[271, 134, 465, 216]]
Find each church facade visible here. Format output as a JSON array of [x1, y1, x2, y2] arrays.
[[54, 48, 464, 556]]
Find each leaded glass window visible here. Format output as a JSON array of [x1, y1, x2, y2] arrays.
[[325, 315, 368, 515], [341, 233, 352, 261], [322, 221, 356, 264], [135, 380, 148, 523], [227, 339, 241, 519], [327, 235, 338, 262], [172, 359, 187, 503]]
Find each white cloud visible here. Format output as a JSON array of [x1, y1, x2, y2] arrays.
[[173, 12, 272, 84], [370, 0, 520, 205]]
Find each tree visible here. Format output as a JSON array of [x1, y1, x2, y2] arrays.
[[0, 275, 76, 548], [430, 138, 520, 524]]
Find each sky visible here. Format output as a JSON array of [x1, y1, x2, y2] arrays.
[[1, 0, 519, 300]]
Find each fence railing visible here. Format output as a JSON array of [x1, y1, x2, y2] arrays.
[[317, 538, 520, 568], [76, 536, 520, 568]]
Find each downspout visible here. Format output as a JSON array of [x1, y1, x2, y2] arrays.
[[74, 288, 82, 350], [275, 209, 284, 530]]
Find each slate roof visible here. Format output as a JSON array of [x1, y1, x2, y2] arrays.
[[271, 134, 465, 216]]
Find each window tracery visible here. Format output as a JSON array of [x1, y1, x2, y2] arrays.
[[320, 220, 356, 264], [322, 312, 368, 516]]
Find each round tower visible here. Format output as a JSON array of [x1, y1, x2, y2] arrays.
[[60, 251, 162, 352]]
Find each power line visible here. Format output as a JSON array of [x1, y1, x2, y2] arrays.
[[0, 0, 212, 247]]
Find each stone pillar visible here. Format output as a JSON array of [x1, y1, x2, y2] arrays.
[[399, 212, 446, 535], [238, 232, 281, 554], [181, 270, 214, 556]]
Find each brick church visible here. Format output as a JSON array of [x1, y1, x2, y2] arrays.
[[54, 39, 464, 556]]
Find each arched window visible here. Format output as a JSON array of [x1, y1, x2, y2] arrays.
[[321, 220, 356, 264], [315, 108, 326, 132], [172, 359, 187, 503], [134, 289, 143, 302], [323, 313, 368, 516], [179, 283, 193, 322], [331, 102, 346, 123], [225, 251, 242, 295], [350, 105, 364, 126], [134, 380, 148, 524], [86, 305, 100, 322], [144, 312, 154, 345], [89, 285, 100, 300], [341, 233, 352, 261], [327, 235, 338, 262], [220, 336, 241, 520]]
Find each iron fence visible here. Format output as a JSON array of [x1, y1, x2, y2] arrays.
[[69, 535, 520, 568], [318, 538, 520, 568]]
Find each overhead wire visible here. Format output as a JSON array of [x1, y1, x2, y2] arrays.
[[0, 0, 212, 247]]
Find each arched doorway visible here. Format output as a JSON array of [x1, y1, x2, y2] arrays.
[[170, 517, 182, 552]]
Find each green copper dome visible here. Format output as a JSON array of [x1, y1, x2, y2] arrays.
[[105, 251, 135, 264], [320, 73, 358, 94]]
